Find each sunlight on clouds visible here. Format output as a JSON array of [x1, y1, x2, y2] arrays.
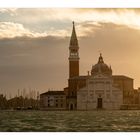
[[0, 22, 48, 38], [7, 9, 140, 36], [0, 8, 17, 13], [62, 9, 140, 30], [76, 21, 102, 37], [46, 27, 70, 37], [0, 21, 71, 38], [1, 9, 140, 38], [20, 9, 140, 30], [0, 8, 17, 16]]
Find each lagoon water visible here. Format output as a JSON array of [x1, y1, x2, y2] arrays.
[[0, 110, 140, 132]]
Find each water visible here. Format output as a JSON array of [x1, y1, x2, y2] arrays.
[[0, 110, 140, 132]]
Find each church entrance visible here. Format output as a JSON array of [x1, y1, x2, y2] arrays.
[[70, 104, 74, 110], [97, 98, 103, 109]]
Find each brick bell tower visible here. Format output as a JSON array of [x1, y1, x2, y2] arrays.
[[69, 21, 79, 78], [67, 21, 79, 110]]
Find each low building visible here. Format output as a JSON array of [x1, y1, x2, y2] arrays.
[[40, 91, 66, 110], [112, 75, 134, 104]]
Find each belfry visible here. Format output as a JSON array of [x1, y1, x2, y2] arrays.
[[69, 21, 79, 78]]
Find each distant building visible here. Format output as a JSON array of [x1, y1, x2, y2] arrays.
[[40, 22, 140, 110], [40, 91, 66, 110]]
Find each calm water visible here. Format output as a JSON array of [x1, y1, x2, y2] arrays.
[[0, 110, 140, 132]]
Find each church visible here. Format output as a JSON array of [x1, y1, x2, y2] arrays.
[[77, 54, 123, 110], [40, 22, 138, 110]]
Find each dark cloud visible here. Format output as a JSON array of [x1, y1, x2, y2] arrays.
[[0, 36, 69, 94]]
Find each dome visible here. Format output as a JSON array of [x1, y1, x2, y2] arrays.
[[91, 54, 112, 76]]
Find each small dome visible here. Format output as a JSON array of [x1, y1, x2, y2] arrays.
[[91, 53, 112, 76]]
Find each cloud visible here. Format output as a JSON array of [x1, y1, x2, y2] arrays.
[[13, 8, 140, 30], [0, 8, 17, 15], [71, 9, 140, 30], [0, 22, 49, 38], [0, 35, 69, 93], [0, 21, 73, 38], [76, 21, 102, 37], [1, 9, 140, 38]]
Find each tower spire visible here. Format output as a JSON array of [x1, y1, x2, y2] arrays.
[[70, 21, 78, 46]]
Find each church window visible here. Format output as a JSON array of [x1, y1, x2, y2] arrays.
[[96, 90, 104, 93], [71, 92, 74, 96], [106, 94, 110, 99]]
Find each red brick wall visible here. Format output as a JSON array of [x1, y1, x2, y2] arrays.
[[69, 61, 79, 78]]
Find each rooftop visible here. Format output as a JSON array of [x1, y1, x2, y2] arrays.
[[69, 75, 88, 80], [69, 75, 133, 80], [112, 75, 133, 80], [40, 91, 65, 96]]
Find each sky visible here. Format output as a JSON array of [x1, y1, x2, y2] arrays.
[[1, 8, 140, 96]]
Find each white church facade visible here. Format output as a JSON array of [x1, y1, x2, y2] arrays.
[[77, 54, 123, 110]]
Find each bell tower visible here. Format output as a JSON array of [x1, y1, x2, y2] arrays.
[[69, 21, 79, 78]]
